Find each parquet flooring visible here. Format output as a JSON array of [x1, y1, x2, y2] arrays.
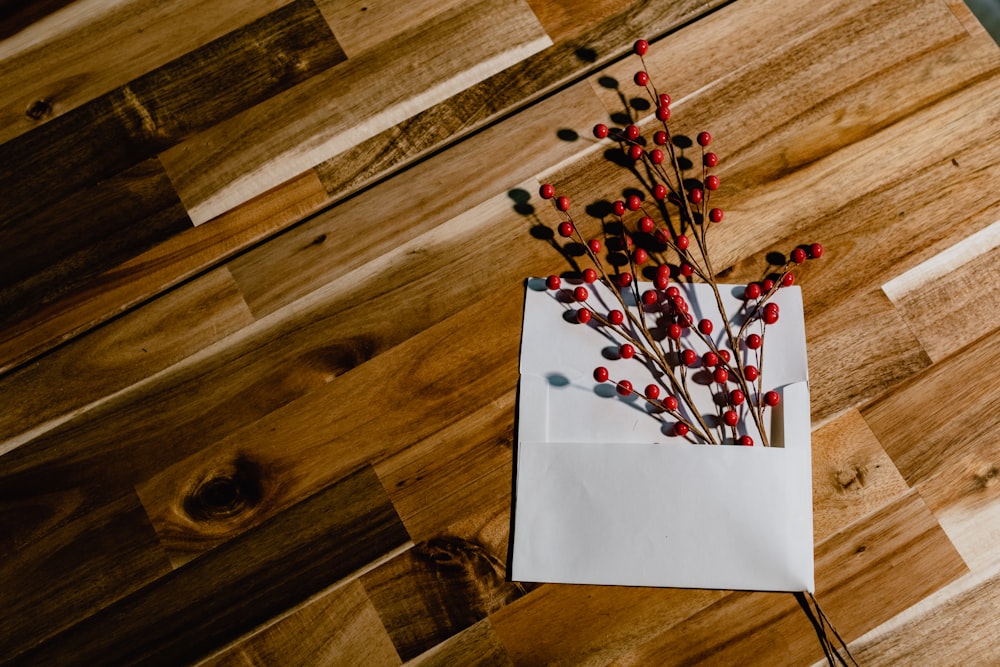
[[3, 0, 1000, 664]]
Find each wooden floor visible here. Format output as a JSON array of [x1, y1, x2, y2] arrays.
[[3, 0, 1000, 664]]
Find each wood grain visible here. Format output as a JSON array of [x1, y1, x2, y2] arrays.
[[315, 0, 466, 58], [159, 0, 552, 224], [8, 466, 410, 667], [406, 618, 513, 667]]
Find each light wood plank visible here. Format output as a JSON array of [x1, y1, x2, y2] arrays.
[[160, 0, 552, 224], [315, 0, 466, 58], [0, 266, 253, 454], [0, 0, 289, 144], [406, 618, 512, 667]]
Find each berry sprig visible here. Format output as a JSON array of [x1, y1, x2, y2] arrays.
[[536, 39, 823, 446]]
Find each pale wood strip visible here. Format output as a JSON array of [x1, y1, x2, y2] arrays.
[[0, 170, 328, 377], [524, 0, 641, 42], [621, 491, 966, 665], [315, 0, 466, 58], [882, 218, 1000, 362], [198, 580, 402, 667], [0, 266, 253, 453], [160, 0, 552, 224], [0, 0, 289, 144], [231, 81, 610, 317], [406, 618, 512, 667], [9, 466, 410, 667]]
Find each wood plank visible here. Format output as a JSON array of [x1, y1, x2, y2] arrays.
[[0, 0, 289, 144], [618, 491, 966, 665], [198, 580, 402, 667], [234, 81, 610, 317], [0, 158, 192, 329], [8, 466, 410, 667], [0, 489, 173, 660], [314, 0, 719, 204], [406, 618, 512, 667], [159, 0, 552, 224], [0, 266, 253, 453], [314, 0, 465, 58], [882, 218, 1000, 362], [0, 170, 329, 376]]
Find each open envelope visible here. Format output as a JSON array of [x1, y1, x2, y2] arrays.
[[510, 278, 814, 593]]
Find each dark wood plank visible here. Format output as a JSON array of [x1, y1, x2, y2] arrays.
[[8, 466, 410, 667], [0, 158, 192, 328], [407, 618, 513, 667], [0, 489, 173, 660], [0, 0, 74, 41]]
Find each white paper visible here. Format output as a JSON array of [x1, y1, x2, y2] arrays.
[[511, 279, 814, 592]]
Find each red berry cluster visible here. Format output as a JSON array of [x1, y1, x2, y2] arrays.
[[536, 39, 824, 446]]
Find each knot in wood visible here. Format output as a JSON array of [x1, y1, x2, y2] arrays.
[[183, 457, 263, 522], [26, 98, 53, 121]]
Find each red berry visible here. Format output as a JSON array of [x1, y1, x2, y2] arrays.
[[781, 272, 795, 287], [673, 422, 689, 437], [653, 183, 668, 200], [667, 323, 682, 339], [594, 366, 609, 382], [558, 221, 574, 237], [629, 145, 644, 160], [744, 283, 761, 300], [708, 208, 724, 223], [556, 196, 571, 212], [588, 239, 602, 253], [762, 309, 779, 325], [577, 308, 592, 324], [764, 390, 780, 407], [675, 234, 689, 250], [745, 333, 762, 350], [739, 435, 754, 447], [626, 124, 640, 140], [703, 351, 719, 367], [619, 343, 635, 359], [639, 216, 655, 233], [703, 152, 719, 167], [698, 319, 713, 335], [761, 278, 774, 292], [664, 396, 679, 411], [650, 148, 664, 164], [680, 263, 694, 277], [574, 286, 589, 301], [641, 289, 657, 305], [682, 349, 698, 366], [697, 131, 712, 146], [809, 243, 824, 259], [593, 123, 609, 139], [656, 106, 671, 121], [659, 93, 671, 107], [653, 131, 668, 146], [730, 389, 746, 405], [744, 365, 759, 381], [791, 247, 807, 264], [613, 200, 626, 216], [714, 368, 729, 384], [645, 384, 660, 399], [582, 268, 597, 284], [627, 195, 642, 211], [718, 349, 731, 363], [539, 183, 555, 199], [688, 188, 704, 204], [634, 248, 648, 264], [617, 379, 633, 396], [633, 39, 649, 56], [634, 71, 650, 86], [723, 410, 739, 427], [664, 283, 678, 295], [654, 274, 669, 289], [618, 272, 633, 287], [705, 175, 720, 190], [545, 275, 560, 290], [608, 309, 624, 325]]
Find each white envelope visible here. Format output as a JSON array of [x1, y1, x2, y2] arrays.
[[510, 278, 814, 592]]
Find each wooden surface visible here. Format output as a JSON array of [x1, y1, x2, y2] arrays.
[[3, 0, 1000, 664]]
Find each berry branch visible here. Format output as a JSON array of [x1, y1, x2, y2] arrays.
[[537, 39, 823, 446]]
